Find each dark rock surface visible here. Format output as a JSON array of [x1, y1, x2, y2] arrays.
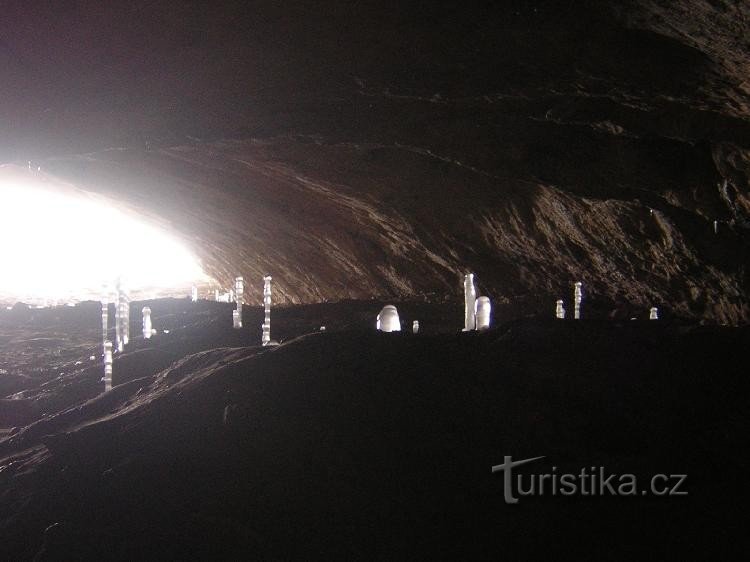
[[1, 1, 748, 322], [0, 299, 748, 559]]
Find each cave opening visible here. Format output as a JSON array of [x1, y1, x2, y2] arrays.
[[0, 165, 208, 305]]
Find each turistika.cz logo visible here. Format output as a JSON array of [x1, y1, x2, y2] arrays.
[[491, 456, 687, 504]]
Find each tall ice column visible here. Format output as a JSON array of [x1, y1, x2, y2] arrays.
[[463, 273, 477, 331], [101, 285, 109, 356], [234, 276, 244, 329], [262, 276, 272, 345], [103, 340, 113, 392], [115, 277, 130, 352], [574, 282, 582, 320], [142, 307, 153, 339]]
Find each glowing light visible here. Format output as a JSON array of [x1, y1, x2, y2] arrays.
[[0, 167, 207, 302]]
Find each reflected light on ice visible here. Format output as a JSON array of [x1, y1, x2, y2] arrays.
[[0, 167, 208, 303]]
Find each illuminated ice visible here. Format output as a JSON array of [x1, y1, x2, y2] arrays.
[[103, 340, 113, 392], [101, 290, 109, 356], [234, 276, 244, 329], [650, 307, 659, 320], [142, 306, 153, 339], [262, 276, 272, 345], [377, 305, 401, 332], [475, 296, 491, 330], [464, 273, 477, 331], [115, 278, 130, 352], [574, 282, 582, 320], [216, 291, 233, 303], [556, 299, 565, 319], [412, 320, 419, 334]]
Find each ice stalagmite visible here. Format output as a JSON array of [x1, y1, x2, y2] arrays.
[[191, 286, 198, 302], [412, 320, 419, 334], [556, 299, 565, 319], [142, 307, 153, 339], [234, 276, 244, 329], [115, 278, 130, 352], [103, 340, 113, 392], [649, 307, 659, 320], [574, 282, 582, 320], [376, 305, 401, 332], [464, 273, 477, 331], [475, 296, 491, 330], [262, 276, 272, 345], [101, 285, 109, 356]]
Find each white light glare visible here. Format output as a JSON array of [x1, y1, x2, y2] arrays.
[[0, 169, 207, 301]]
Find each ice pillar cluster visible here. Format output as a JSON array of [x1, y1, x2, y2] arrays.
[[464, 273, 477, 331], [262, 276, 272, 345], [142, 307, 153, 339], [556, 299, 565, 319], [103, 340, 113, 392], [475, 296, 491, 330], [649, 307, 659, 320], [376, 305, 401, 332], [574, 282, 582, 320], [115, 278, 130, 352]]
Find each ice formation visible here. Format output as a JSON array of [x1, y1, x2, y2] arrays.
[[234, 276, 244, 329], [574, 282, 582, 320], [262, 276, 272, 345], [649, 307, 659, 320], [464, 273, 477, 331], [412, 320, 419, 334], [216, 291, 233, 303], [103, 340, 113, 392], [377, 305, 401, 332], [101, 291, 109, 356], [142, 306, 153, 339], [191, 286, 198, 302], [556, 299, 565, 319], [475, 296, 491, 330], [115, 278, 130, 352]]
